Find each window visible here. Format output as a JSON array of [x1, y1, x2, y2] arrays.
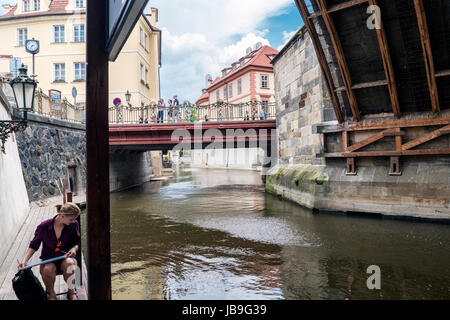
[[33, 0, 40, 11], [74, 62, 86, 81], [216, 90, 220, 101], [223, 87, 227, 99], [73, 24, 85, 42], [54, 25, 65, 43], [140, 28, 144, 46], [54, 63, 66, 81], [75, 0, 84, 8], [228, 84, 233, 98], [145, 68, 149, 85], [261, 75, 269, 89], [140, 63, 144, 82], [23, 0, 30, 12], [17, 28, 27, 46], [144, 33, 148, 51], [237, 79, 242, 95]]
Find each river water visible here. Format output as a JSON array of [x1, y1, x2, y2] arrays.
[[83, 168, 450, 300]]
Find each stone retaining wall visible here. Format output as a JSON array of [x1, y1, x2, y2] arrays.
[[15, 111, 87, 201]]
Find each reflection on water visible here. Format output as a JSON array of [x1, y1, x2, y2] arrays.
[[88, 168, 450, 299]]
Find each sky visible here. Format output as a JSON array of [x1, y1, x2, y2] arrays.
[[0, 0, 303, 103]]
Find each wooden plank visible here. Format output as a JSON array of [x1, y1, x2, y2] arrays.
[[368, 0, 401, 118], [86, 0, 112, 300], [322, 148, 450, 158], [0, 206, 43, 300], [316, 114, 450, 133], [435, 69, 450, 78], [0, 205, 41, 298], [295, 0, 344, 123], [309, 0, 369, 18], [402, 124, 450, 151], [414, 0, 440, 114], [347, 129, 390, 152], [316, 0, 361, 121]]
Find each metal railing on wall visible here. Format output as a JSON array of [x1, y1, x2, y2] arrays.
[[33, 88, 85, 123], [108, 101, 276, 124]]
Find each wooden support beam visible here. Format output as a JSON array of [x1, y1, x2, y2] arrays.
[[347, 128, 391, 152], [309, 0, 369, 18], [335, 80, 387, 92], [86, 0, 112, 300], [368, 0, 401, 118], [342, 130, 348, 152], [402, 124, 450, 151], [321, 148, 450, 158], [295, 0, 344, 123], [316, 0, 361, 121], [436, 69, 450, 78], [316, 114, 450, 133], [414, 0, 440, 114]]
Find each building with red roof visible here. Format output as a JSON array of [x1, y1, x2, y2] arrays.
[[196, 43, 278, 113]]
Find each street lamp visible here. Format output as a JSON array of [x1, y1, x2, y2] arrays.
[[125, 90, 131, 107], [0, 64, 37, 153]]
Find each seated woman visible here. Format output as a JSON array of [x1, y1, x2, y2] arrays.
[[18, 203, 81, 300]]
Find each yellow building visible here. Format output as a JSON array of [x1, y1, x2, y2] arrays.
[[0, 0, 161, 109]]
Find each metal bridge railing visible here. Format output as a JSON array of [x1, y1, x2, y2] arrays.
[[109, 101, 276, 124]]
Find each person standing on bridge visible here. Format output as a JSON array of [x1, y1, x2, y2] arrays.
[[173, 95, 180, 123], [157, 98, 165, 123], [168, 99, 173, 122], [17, 203, 81, 300]]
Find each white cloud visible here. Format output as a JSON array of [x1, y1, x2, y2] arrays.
[[150, 0, 292, 102], [277, 30, 298, 51]]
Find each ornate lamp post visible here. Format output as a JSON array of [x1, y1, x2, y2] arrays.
[[1, 65, 37, 153], [125, 90, 131, 107]]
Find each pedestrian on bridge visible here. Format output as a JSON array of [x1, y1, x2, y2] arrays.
[[157, 98, 165, 123]]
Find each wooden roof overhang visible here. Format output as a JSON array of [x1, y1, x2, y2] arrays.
[[294, 0, 450, 123], [295, 0, 450, 169]]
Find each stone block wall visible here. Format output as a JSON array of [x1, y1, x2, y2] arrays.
[[15, 112, 87, 201], [269, 26, 450, 220], [273, 26, 337, 167]]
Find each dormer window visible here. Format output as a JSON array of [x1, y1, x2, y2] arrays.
[[76, 0, 84, 8], [222, 70, 227, 77], [232, 64, 237, 71]]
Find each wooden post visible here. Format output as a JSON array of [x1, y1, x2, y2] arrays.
[[62, 179, 66, 204], [86, 0, 111, 300], [67, 191, 73, 203], [414, 0, 440, 114], [294, 0, 344, 123]]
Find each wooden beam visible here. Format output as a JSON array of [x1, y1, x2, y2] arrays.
[[414, 0, 440, 114], [86, 0, 112, 300], [347, 128, 391, 152], [322, 148, 450, 158], [335, 80, 388, 92], [368, 0, 401, 118], [316, 0, 361, 121], [436, 69, 450, 78], [309, 0, 369, 18], [402, 124, 450, 151], [295, 0, 344, 123], [316, 114, 450, 133]]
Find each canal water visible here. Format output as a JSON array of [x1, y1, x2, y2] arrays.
[[82, 168, 450, 300]]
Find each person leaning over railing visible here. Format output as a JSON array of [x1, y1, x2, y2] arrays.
[[18, 203, 81, 300]]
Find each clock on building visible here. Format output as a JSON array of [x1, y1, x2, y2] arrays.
[[25, 39, 40, 54]]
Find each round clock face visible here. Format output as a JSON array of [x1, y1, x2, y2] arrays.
[[26, 40, 39, 53]]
